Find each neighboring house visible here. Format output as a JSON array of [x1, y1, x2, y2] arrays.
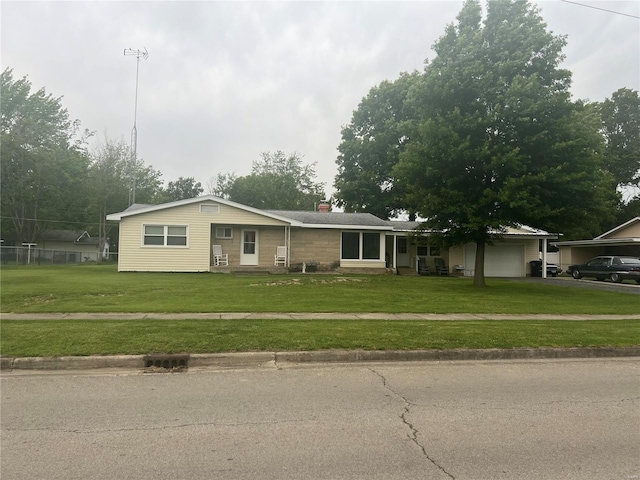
[[553, 217, 640, 272], [38, 230, 108, 262], [106, 196, 557, 277]]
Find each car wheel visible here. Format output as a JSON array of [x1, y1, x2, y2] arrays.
[[636, 279, 640, 285], [610, 273, 622, 283], [572, 269, 582, 279]]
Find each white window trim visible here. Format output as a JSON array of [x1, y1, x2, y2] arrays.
[[215, 227, 233, 239], [200, 204, 220, 214], [142, 224, 189, 248]]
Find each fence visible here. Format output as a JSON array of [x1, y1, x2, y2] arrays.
[[0, 246, 118, 265]]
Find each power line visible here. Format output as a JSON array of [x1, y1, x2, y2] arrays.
[[559, 0, 640, 19], [0, 216, 108, 226]]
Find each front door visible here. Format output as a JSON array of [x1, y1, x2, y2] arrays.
[[397, 237, 410, 267], [240, 229, 258, 265]]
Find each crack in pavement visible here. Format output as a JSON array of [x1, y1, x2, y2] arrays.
[[369, 368, 455, 480], [1, 418, 309, 435]]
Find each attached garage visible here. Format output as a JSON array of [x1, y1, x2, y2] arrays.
[[464, 242, 525, 277]]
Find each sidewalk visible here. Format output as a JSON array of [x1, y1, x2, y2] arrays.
[[2, 313, 638, 373]]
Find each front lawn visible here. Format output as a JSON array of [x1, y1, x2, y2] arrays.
[[2, 319, 638, 357], [2, 264, 640, 314]]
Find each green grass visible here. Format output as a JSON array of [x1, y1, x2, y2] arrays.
[[2, 319, 638, 357], [2, 265, 638, 357], [2, 264, 640, 314]]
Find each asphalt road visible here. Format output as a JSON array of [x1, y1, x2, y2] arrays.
[[1, 358, 638, 480]]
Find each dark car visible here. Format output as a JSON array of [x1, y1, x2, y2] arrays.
[[567, 256, 640, 284]]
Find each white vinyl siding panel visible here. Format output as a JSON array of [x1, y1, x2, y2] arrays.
[[116, 201, 290, 272]]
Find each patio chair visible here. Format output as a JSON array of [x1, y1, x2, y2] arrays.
[[434, 257, 449, 275], [274, 246, 287, 266], [212, 245, 228, 266], [418, 257, 431, 276]]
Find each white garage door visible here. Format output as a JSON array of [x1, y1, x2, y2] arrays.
[[464, 243, 525, 277]]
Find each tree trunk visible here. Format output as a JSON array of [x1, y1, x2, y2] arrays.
[[473, 238, 486, 287]]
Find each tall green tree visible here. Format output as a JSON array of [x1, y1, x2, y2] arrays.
[[157, 177, 203, 203], [88, 138, 131, 258], [225, 151, 325, 210], [597, 87, 640, 226], [395, 0, 617, 286], [334, 72, 420, 219], [206, 172, 237, 198], [599, 88, 640, 189], [1, 68, 92, 244]]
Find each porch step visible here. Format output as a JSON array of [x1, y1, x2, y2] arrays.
[[210, 266, 288, 275]]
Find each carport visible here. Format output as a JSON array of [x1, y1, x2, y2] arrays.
[[554, 217, 640, 272]]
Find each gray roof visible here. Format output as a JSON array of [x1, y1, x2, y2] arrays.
[[124, 203, 154, 212], [388, 220, 428, 232], [266, 210, 391, 227], [39, 230, 99, 245]]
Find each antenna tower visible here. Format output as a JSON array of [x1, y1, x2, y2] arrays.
[[124, 47, 149, 205]]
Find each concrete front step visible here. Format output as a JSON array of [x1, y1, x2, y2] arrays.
[[210, 265, 288, 274]]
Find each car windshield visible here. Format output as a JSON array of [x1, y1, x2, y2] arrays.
[[619, 257, 640, 265]]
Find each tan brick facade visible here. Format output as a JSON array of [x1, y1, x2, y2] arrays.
[[290, 228, 341, 269]]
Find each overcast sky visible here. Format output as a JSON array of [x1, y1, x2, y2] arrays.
[[2, 1, 639, 200]]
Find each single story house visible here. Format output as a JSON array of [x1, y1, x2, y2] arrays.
[[553, 217, 640, 272], [105, 195, 557, 276], [38, 230, 109, 263]]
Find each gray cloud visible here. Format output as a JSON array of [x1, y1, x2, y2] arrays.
[[2, 1, 638, 200]]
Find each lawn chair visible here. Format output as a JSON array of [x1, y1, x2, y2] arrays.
[[434, 257, 449, 275], [274, 246, 287, 266], [418, 257, 431, 276], [212, 245, 228, 266]]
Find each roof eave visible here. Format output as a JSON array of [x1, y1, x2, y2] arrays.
[[553, 238, 640, 246], [300, 223, 394, 230], [106, 195, 302, 226]]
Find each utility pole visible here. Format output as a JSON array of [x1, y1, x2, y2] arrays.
[[124, 47, 149, 205]]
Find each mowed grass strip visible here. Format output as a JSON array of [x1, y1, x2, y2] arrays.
[[2, 264, 640, 314], [1, 319, 638, 357]]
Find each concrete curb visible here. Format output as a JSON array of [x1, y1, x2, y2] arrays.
[[2, 347, 638, 372]]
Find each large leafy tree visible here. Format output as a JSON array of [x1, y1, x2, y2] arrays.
[[224, 151, 325, 210], [395, 0, 617, 286], [157, 177, 204, 203], [88, 138, 131, 257], [599, 88, 640, 189], [597, 87, 640, 225], [334, 72, 420, 219], [1, 68, 92, 244]]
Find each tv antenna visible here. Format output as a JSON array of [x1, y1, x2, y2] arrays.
[[124, 47, 149, 205]]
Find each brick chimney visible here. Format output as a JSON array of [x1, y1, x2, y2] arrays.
[[318, 201, 330, 213]]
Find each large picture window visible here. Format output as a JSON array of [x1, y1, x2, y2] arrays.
[[342, 232, 360, 259], [143, 225, 188, 247], [341, 231, 381, 260], [362, 232, 380, 259]]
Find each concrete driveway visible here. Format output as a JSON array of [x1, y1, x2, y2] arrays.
[[506, 275, 640, 294]]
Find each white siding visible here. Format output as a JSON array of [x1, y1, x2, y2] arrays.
[[116, 201, 288, 272]]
